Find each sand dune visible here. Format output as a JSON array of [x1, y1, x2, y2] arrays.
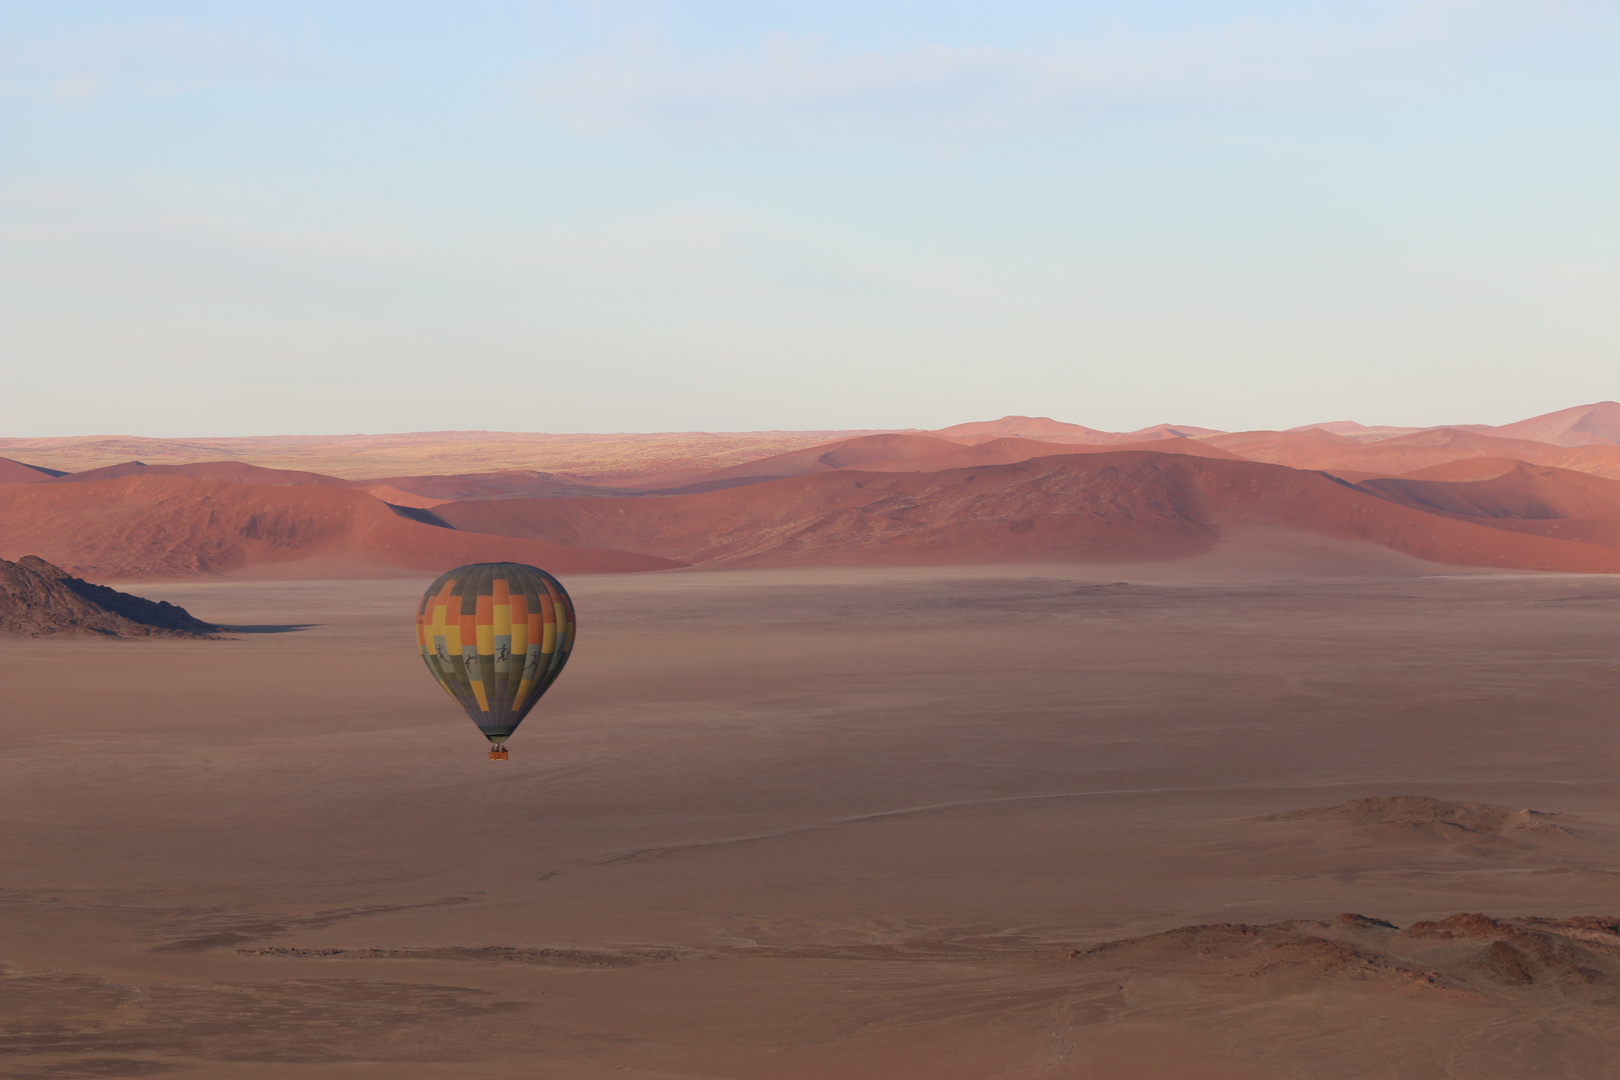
[[6, 403, 1618, 488], [1379, 427, 1596, 457], [0, 475, 679, 579], [658, 433, 1249, 490], [0, 456, 62, 482], [1488, 400, 1620, 447], [352, 484, 455, 509], [8, 405, 1620, 581], [1537, 442, 1620, 481], [690, 424, 1620, 486], [632, 431, 1198, 488], [1283, 402, 1620, 450], [9, 445, 1620, 579], [1355, 463, 1620, 548], [1202, 426, 1620, 481], [580, 432, 974, 490], [433, 451, 1620, 572], [1395, 457, 1536, 482], [850, 434, 1247, 472], [1206, 426, 1551, 470], [3, 403, 1615, 484], [1360, 461, 1620, 519]]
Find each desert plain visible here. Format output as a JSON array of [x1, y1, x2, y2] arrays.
[[5, 554, 1620, 1079], [5, 408, 1620, 1078]]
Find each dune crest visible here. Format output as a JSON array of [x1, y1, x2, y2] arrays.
[[0, 475, 681, 579], [1488, 401, 1620, 447], [8, 403, 1620, 580], [0, 456, 64, 482], [435, 451, 1620, 572]]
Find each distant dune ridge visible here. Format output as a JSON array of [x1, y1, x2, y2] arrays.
[[433, 452, 1620, 572], [0, 475, 680, 579], [3, 402, 1620, 580]]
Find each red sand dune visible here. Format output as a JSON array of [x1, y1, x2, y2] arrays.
[[0, 456, 64, 482], [1541, 443, 1620, 481], [637, 433, 1247, 491], [1356, 462, 1620, 548], [10, 404, 1620, 580], [1363, 461, 1620, 519], [433, 451, 1620, 572], [351, 484, 454, 509], [1204, 427, 1620, 479], [0, 475, 680, 579], [1487, 401, 1620, 447], [850, 435, 1247, 473], [1395, 457, 1537, 482], [1379, 428, 1590, 456], [1391, 450, 1620, 486], [1281, 402, 1620, 449], [4, 403, 1614, 481], [643, 433, 984, 487]]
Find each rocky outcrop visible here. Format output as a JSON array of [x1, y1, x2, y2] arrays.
[[0, 556, 217, 637]]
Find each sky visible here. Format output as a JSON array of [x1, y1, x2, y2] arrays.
[[1, 0, 1616, 436]]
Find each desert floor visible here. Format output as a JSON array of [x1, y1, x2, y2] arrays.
[[4, 558, 1620, 1079]]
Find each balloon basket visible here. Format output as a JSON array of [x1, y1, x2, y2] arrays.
[[489, 747, 509, 761]]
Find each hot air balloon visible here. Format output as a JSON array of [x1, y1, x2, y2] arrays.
[[417, 562, 576, 760]]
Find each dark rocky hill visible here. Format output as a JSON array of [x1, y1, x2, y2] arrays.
[[0, 556, 217, 637]]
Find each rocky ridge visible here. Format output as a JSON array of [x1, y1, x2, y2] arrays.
[[0, 555, 217, 637]]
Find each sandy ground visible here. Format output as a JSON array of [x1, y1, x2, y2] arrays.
[[4, 558, 1620, 1079]]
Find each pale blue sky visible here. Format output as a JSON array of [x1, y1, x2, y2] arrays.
[[2, 1, 1615, 436]]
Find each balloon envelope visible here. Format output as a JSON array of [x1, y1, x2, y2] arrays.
[[416, 562, 575, 744]]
